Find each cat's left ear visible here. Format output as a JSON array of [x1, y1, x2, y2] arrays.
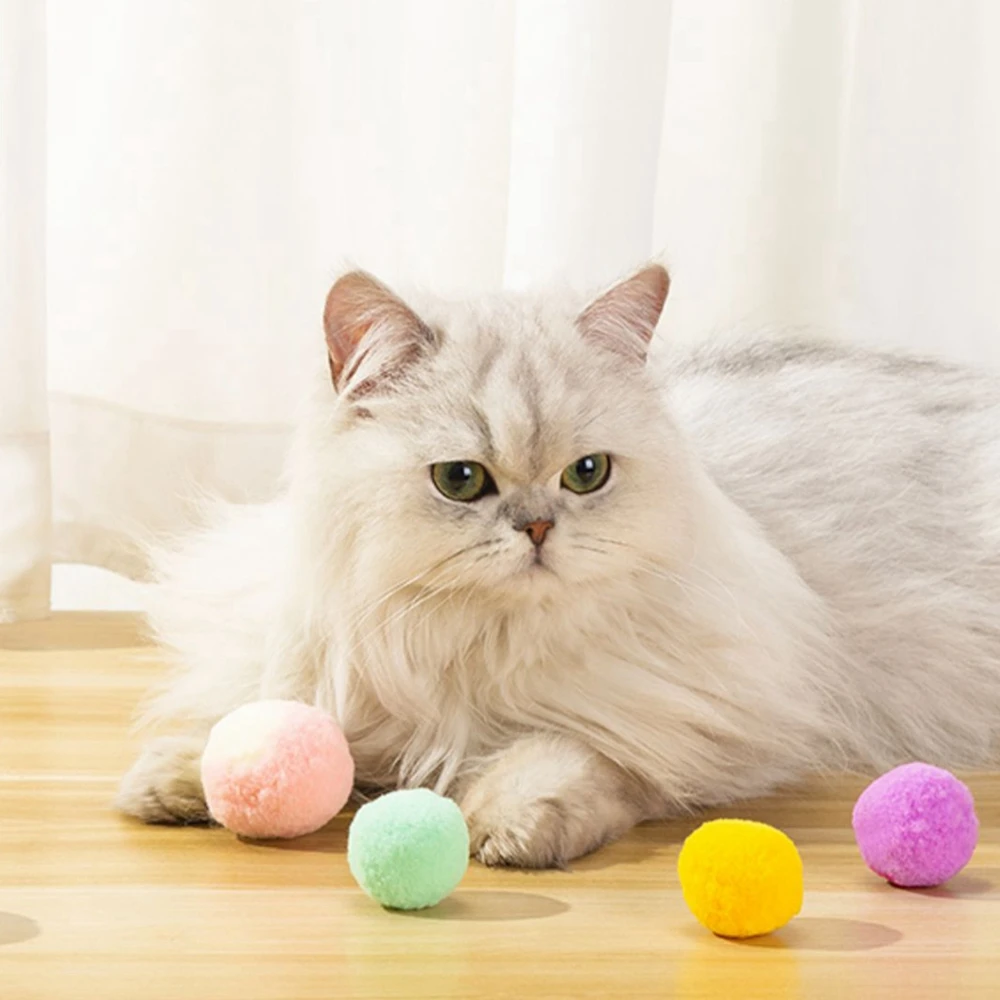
[[323, 270, 436, 395], [575, 264, 670, 366]]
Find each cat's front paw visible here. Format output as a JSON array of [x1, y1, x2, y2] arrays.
[[116, 735, 212, 825], [458, 734, 647, 868], [460, 772, 594, 869], [464, 792, 574, 869]]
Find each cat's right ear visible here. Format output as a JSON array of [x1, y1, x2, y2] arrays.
[[323, 271, 435, 395], [575, 264, 670, 366]]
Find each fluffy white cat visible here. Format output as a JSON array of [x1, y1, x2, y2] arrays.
[[118, 264, 1000, 867]]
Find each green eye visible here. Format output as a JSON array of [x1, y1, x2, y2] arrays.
[[431, 461, 496, 502], [561, 453, 612, 494]]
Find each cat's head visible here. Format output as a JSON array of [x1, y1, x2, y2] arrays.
[[296, 265, 694, 607]]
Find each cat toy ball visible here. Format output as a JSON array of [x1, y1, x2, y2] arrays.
[[200, 699, 355, 839], [348, 789, 470, 910], [677, 818, 804, 938], [852, 762, 979, 887]]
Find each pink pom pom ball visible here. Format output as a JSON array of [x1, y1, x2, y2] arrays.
[[201, 700, 354, 839], [852, 762, 978, 888]]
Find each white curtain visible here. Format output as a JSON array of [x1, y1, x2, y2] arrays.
[[3, 0, 1000, 620]]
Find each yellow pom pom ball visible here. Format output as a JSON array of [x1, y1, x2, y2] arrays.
[[677, 818, 804, 939]]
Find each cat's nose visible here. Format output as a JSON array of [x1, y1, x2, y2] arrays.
[[522, 519, 554, 547]]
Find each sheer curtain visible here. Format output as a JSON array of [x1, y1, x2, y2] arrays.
[[3, 0, 1000, 620]]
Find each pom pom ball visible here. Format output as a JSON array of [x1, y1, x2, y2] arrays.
[[201, 699, 354, 839], [852, 762, 979, 888], [678, 818, 804, 939], [348, 789, 469, 910]]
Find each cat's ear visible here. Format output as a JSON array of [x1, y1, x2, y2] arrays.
[[323, 270, 435, 394], [575, 264, 670, 366]]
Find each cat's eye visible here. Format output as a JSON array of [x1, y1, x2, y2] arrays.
[[561, 453, 612, 494], [431, 461, 497, 502]]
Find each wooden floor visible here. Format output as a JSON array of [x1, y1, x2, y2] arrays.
[[3, 614, 1000, 999]]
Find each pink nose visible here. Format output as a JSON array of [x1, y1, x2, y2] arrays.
[[524, 520, 554, 546]]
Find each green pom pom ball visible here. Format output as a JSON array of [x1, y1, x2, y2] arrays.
[[347, 789, 470, 910]]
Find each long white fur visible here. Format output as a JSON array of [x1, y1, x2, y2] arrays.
[[124, 267, 1000, 864]]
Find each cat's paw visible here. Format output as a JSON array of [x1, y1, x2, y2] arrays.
[[116, 735, 212, 825], [458, 733, 647, 868], [463, 788, 576, 869]]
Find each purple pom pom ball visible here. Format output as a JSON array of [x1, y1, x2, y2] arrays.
[[852, 763, 979, 888]]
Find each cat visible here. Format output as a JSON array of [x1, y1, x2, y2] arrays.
[[118, 263, 1000, 868]]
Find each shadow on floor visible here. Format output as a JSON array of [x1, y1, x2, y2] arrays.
[[904, 869, 997, 899], [0, 913, 40, 947], [398, 890, 569, 922], [244, 824, 348, 854], [737, 917, 902, 952]]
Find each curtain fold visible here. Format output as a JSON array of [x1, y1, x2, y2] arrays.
[[3, 0, 1000, 619], [1, 0, 49, 622]]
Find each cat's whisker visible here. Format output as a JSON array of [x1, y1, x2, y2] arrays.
[[469, 540, 504, 560], [348, 540, 500, 637], [630, 558, 736, 608], [345, 539, 506, 661], [406, 585, 474, 658], [589, 535, 631, 549], [409, 543, 504, 637], [347, 567, 447, 636], [347, 581, 452, 662], [573, 543, 613, 557]]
